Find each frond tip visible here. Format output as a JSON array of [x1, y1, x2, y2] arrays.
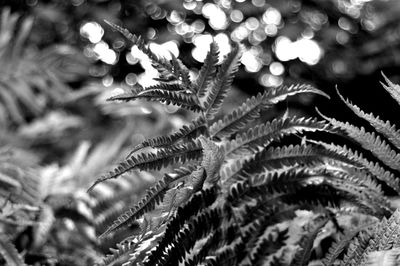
[[200, 42, 242, 120], [108, 85, 202, 112]]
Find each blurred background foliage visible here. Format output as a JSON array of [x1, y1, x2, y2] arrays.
[[3, 0, 400, 121], [1, 0, 400, 265]]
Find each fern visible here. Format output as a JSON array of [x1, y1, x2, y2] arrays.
[[0, 234, 27, 266], [291, 217, 329, 266], [0, 8, 87, 125], [108, 86, 202, 112], [201, 43, 241, 120], [317, 110, 400, 172], [210, 84, 329, 139], [310, 142, 400, 193], [336, 87, 400, 150], [90, 27, 400, 266], [380, 72, 400, 106], [196, 41, 219, 97], [223, 116, 338, 158], [88, 141, 202, 191], [101, 238, 145, 266], [105, 20, 184, 85], [127, 116, 206, 156]]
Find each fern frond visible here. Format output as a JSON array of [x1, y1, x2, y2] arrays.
[[323, 225, 374, 266], [291, 217, 329, 266], [223, 117, 338, 158], [145, 187, 218, 265], [265, 83, 329, 104], [336, 87, 400, 150], [184, 225, 235, 266], [314, 142, 400, 193], [380, 72, 400, 106], [107, 84, 177, 102], [105, 20, 180, 82], [247, 227, 288, 266], [248, 167, 323, 194], [88, 141, 202, 191], [196, 42, 219, 97], [210, 92, 267, 139], [199, 136, 225, 184], [317, 110, 400, 172], [323, 171, 390, 216], [145, 208, 223, 266], [101, 239, 140, 266], [365, 248, 400, 266], [99, 176, 172, 238], [201, 43, 241, 120], [365, 209, 400, 253], [108, 85, 202, 112], [239, 201, 298, 227], [0, 161, 38, 205], [32, 204, 55, 249], [210, 84, 328, 139], [128, 116, 206, 155], [241, 144, 360, 175], [206, 241, 246, 266], [0, 234, 27, 266], [341, 231, 373, 266], [221, 158, 249, 186], [228, 167, 326, 205], [98, 165, 196, 238], [170, 53, 192, 90]]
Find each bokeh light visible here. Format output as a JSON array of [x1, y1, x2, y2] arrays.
[[274, 36, 323, 65], [202, 3, 228, 30], [80, 22, 104, 43], [93, 41, 117, 65], [74, 0, 386, 93]]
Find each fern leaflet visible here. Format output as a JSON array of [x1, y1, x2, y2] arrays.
[[336, 87, 400, 150], [380, 72, 400, 106], [223, 117, 338, 158], [127, 116, 206, 156], [108, 86, 202, 112], [317, 109, 400, 173], [88, 141, 202, 191], [196, 41, 219, 97], [201, 44, 241, 120]]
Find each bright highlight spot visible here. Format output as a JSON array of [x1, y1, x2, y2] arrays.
[[241, 49, 262, 73], [260, 73, 283, 87], [296, 39, 323, 65], [192, 33, 232, 63], [215, 33, 232, 60], [149, 41, 179, 60], [192, 34, 213, 62], [80, 22, 104, 43], [93, 41, 117, 64], [202, 3, 228, 30], [230, 10, 244, 23], [130, 46, 159, 87], [269, 62, 284, 75], [231, 26, 250, 41], [274, 36, 323, 65], [263, 7, 281, 25]]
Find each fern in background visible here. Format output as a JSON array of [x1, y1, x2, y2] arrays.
[[88, 23, 400, 266], [0, 8, 88, 126]]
